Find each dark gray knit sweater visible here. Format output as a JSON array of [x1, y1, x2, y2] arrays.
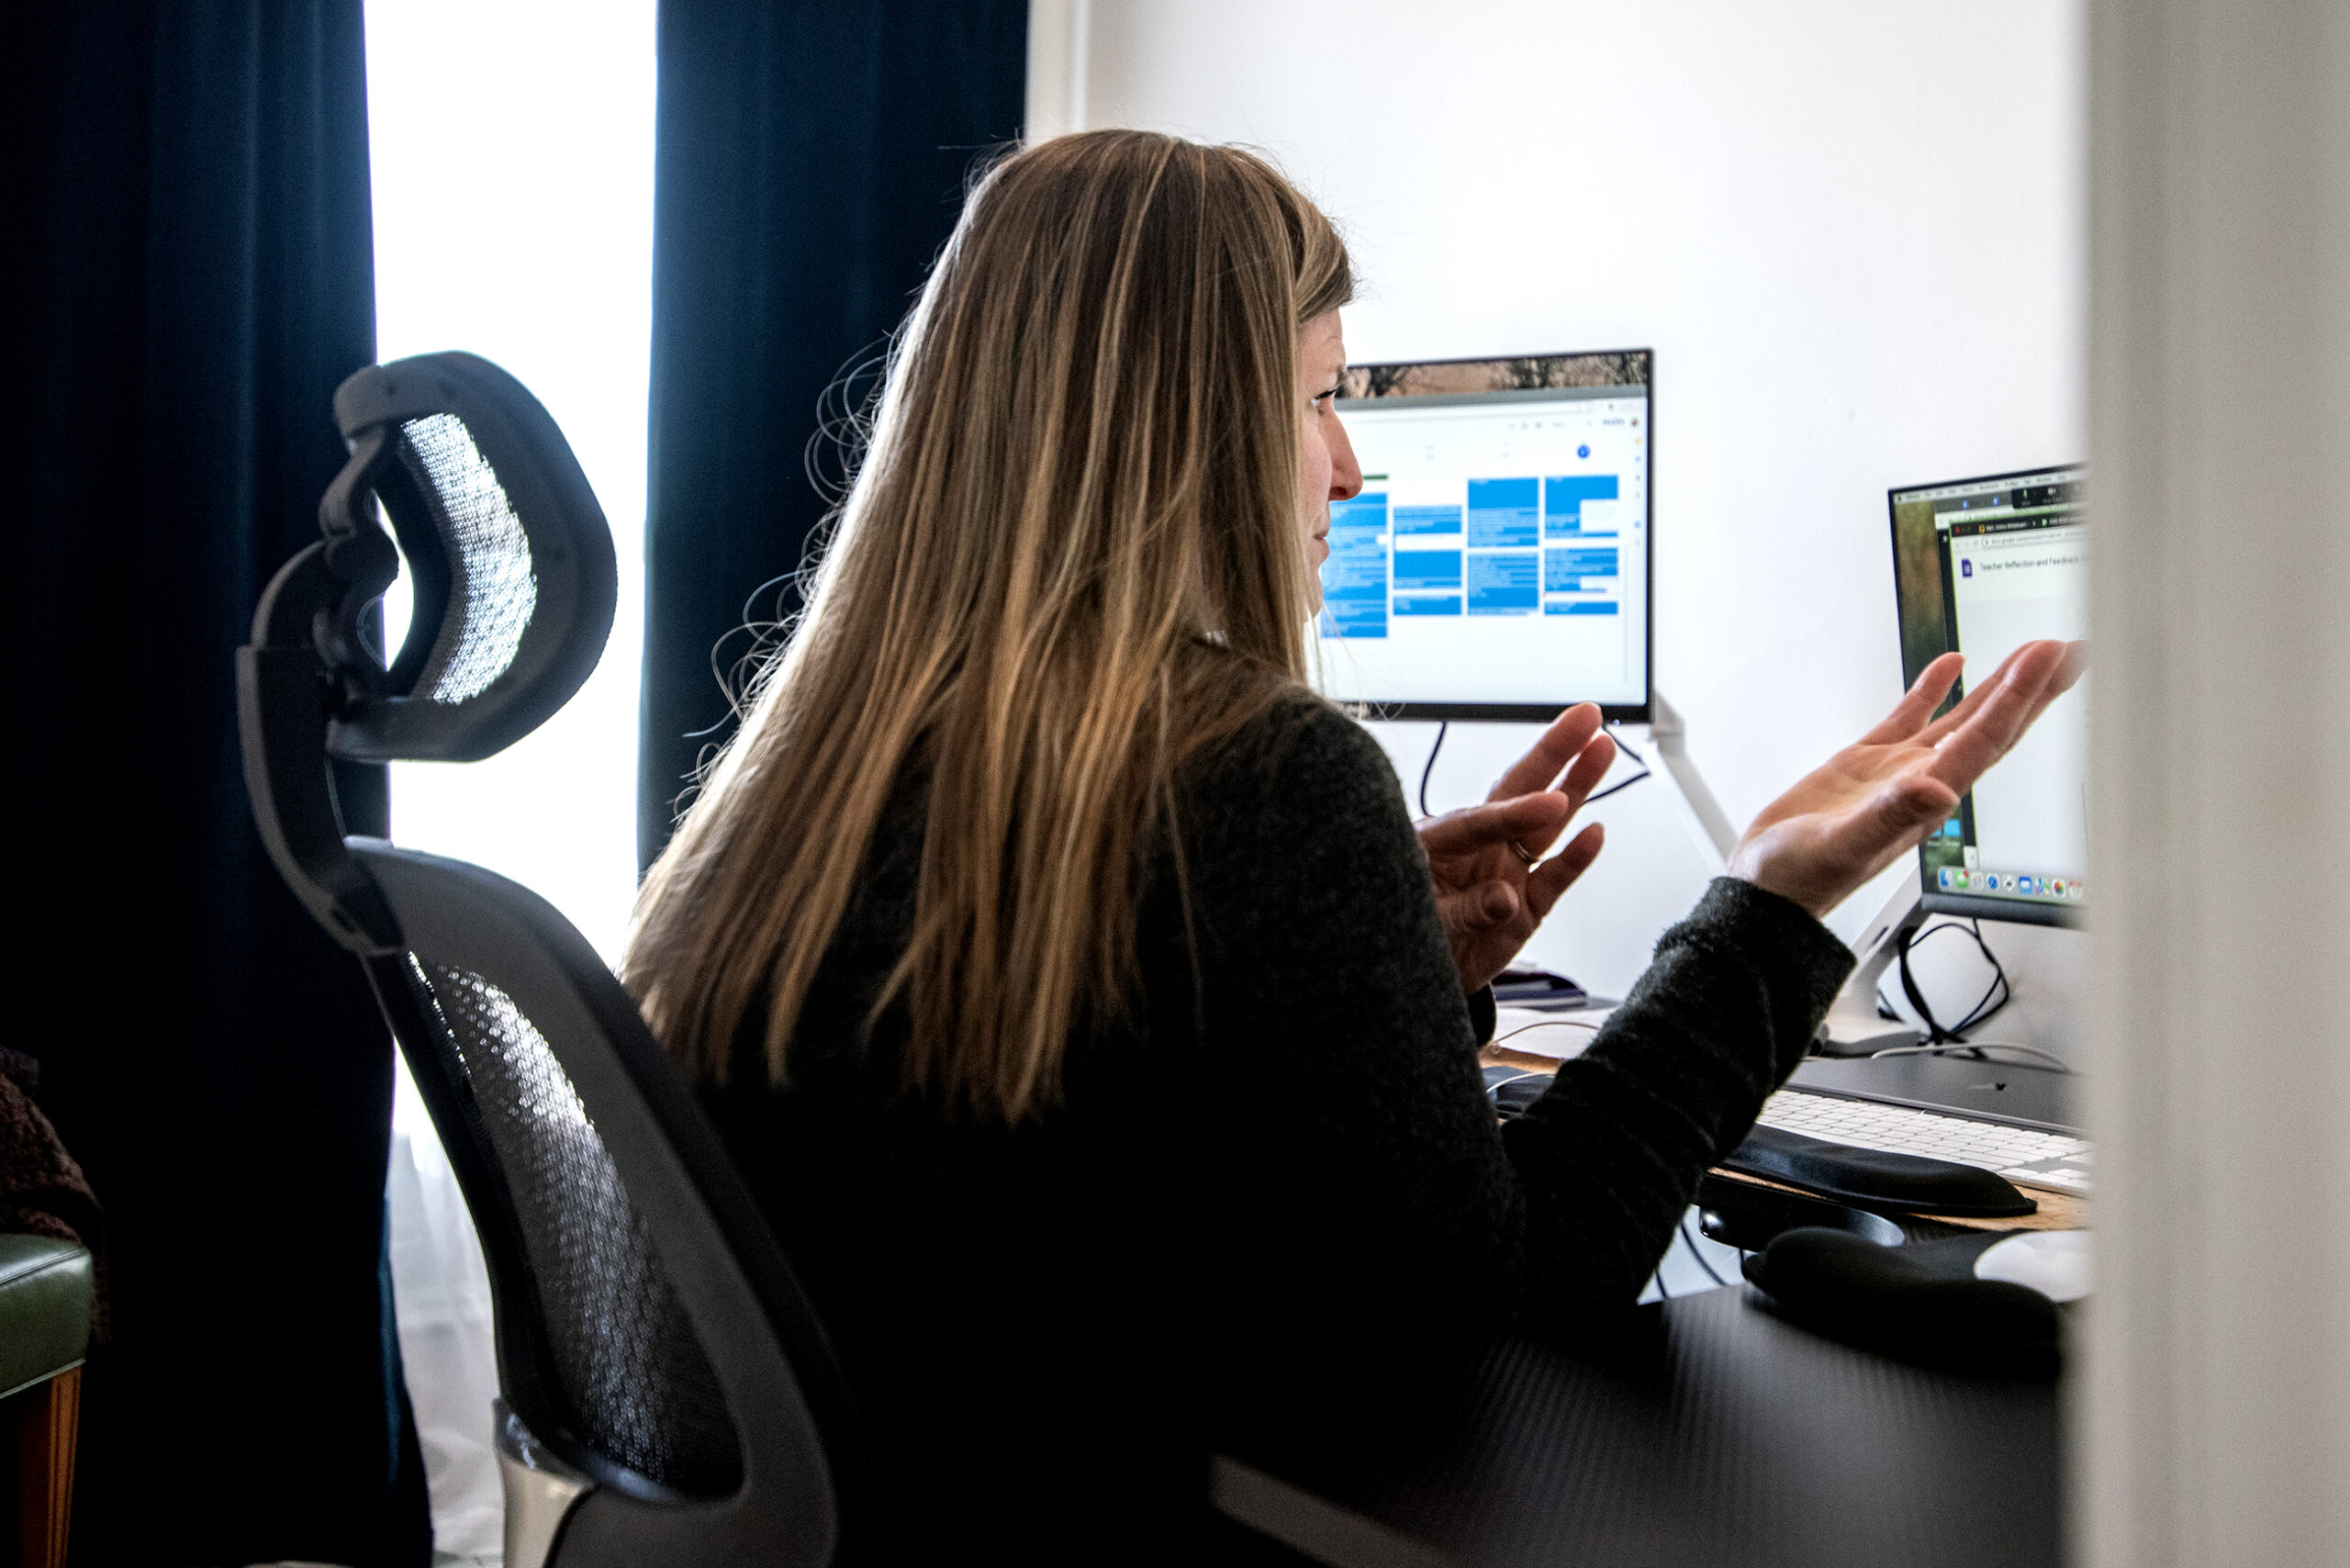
[[699, 693, 1853, 1551]]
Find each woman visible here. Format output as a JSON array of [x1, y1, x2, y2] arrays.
[[626, 129, 2077, 1552]]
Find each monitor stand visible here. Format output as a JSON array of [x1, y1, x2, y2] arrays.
[[1814, 868, 1931, 1056], [1628, 700, 1933, 1056], [1644, 691, 1737, 874]]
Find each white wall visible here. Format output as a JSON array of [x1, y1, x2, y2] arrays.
[[1060, 0, 2087, 1041]]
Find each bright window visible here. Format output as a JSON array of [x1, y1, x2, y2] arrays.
[[365, 6, 659, 1550], [365, 0, 658, 964]]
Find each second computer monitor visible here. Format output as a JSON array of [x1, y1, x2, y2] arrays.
[[1314, 350, 1652, 722], [1889, 465, 2087, 926]]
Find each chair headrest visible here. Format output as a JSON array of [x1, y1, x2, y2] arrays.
[[309, 351, 618, 763]]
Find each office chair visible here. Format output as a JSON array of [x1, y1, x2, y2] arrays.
[[236, 353, 873, 1567]]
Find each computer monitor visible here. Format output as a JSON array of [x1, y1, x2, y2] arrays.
[[1889, 464, 2087, 927], [1313, 350, 1652, 722]]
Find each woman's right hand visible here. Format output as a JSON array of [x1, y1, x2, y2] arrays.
[[1727, 640, 2087, 920]]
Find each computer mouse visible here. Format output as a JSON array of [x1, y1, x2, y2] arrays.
[[1974, 1228, 2091, 1303]]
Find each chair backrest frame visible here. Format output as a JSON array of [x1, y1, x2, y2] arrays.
[[236, 352, 876, 1564], [357, 841, 867, 1563], [320, 352, 619, 764]]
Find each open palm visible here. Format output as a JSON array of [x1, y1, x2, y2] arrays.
[[1728, 640, 2087, 918], [1416, 702, 1617, 992]]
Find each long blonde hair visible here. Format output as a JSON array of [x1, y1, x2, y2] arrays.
[[625, 131, 1355, 1120]]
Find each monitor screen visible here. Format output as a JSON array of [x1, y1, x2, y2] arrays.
[[1889, 465, 2087, 925], [1312, 351, 1652, 721]]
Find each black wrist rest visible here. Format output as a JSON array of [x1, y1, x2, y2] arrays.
[[1722, 1123, 2038, 1218]]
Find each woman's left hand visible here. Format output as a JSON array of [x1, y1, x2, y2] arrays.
[[1728, 640, 2087, 919], [1416, 703, 1617, 994]]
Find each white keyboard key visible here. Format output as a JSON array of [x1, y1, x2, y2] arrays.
[[1756, 1088, 2093, 1195]]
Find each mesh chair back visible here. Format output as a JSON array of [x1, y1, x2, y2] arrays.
[[358, 844, 856, 1562], [398, 953, 743, 1495], [237, 353, 869, 1564]]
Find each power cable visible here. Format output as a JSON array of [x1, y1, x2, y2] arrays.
[[1893, 918, 2011, 1044], [1418, 721, 1448, 817]]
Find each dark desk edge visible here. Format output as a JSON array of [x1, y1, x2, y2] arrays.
[[1211, 1455, 1450, 1568]]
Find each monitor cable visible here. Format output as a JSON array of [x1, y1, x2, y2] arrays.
[[1418, 721, 1448, 817], [1892, 917, 2013, 1046], [1418, 721, 1655, 818], [1584, 729, 1652, 804]]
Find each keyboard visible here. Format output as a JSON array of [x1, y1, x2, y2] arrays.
[[1752, 1089, 2094, 1194]]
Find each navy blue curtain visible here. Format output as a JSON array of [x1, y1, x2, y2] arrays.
[[639, 1, 1030, 866], [0, 4, 429, 1562]]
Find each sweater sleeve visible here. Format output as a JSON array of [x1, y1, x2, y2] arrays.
[[1506, 878, 1853, 1309], [1175, 699, 1853, 1331]]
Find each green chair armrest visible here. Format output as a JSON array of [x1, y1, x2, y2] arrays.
[[0, 1234, 93, 1399]]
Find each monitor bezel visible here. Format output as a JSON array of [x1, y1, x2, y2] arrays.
[[1326, 348, 1655, 724], [1919, 889, 2081, 928], [1890, 462, 2086, 931]]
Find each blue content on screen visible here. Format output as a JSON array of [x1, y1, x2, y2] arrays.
[[1394, 503, 1464, 537], [1321, 492, 1389, 638], [1465, 478, 1539, 548], [1545, 475, 1620, 538], [1467, 551, 1539, 614], [1393, 549, 1463, 589], [1311, 365, 1652, 711], [1544, 545, 1619, 592]]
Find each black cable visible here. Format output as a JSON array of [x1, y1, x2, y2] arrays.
[[1418, 721, 1448, 817], [1583, 726, 1652, 804], [1894, 925, 1942, 1039], [1949, 921, 2013, 1038], [1422, 718, 1653, 816], [1584, 769, 1651, 804], [1893, 918, 2011, 1046], [1954, 983, 2011, 1039]]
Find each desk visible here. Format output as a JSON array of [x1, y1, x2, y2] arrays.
[[1207, 1041, 2082, 1565], [1481, 1042, 2092, 1233], [1213, 1283, 2059, 1568]]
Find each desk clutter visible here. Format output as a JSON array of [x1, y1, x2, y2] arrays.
[[1483, 1059, 2091, 1379], [1486, 1066, 2042, 1218]]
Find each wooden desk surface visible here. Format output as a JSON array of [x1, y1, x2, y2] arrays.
[[1479, 1044, 2089, 1233]]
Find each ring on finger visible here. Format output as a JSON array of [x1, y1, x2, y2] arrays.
[[1509, 839, 1540, 868]]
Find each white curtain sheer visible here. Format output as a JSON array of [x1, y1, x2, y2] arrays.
[[388, 1053, 504, 1558]]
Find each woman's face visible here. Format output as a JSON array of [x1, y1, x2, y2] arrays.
[[1297, 310, 1363, 613]]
